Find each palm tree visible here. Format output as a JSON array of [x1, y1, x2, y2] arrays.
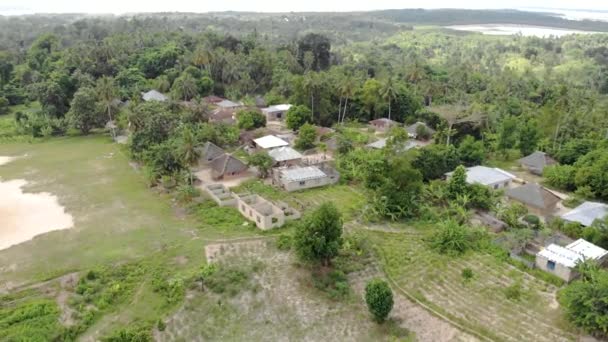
[[172, 73, 198, 101], [193, 46, 212, 71], [339, 76, 356, 124], [97, 76, 118, 139], [381, 77, 398, 121], [302, 72, 318, 121], [178, 128, 200, 185]]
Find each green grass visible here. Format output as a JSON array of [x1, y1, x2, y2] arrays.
[[361, 224, 577, 342], [0, 135, 210, 285]]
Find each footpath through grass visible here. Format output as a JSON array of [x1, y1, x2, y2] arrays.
[[359, 223, 578, 342]]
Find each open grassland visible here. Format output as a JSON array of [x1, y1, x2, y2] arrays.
[[358, 223, 578, 342], [0, 136, 260, 287], [158, 239, 414, 342]]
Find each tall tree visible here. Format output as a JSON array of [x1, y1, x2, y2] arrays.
[[381, 77, 398, 121], [96, 76, 118, 139], [67, 87, 103, 134], [178, 127, 200, 184], [294, 202, 343, 266]]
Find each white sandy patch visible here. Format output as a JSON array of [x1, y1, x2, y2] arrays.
[[0, 179, 74, 250], [0, 156, 17, 166]]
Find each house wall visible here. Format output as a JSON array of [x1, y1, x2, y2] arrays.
[[212, 169, 247, 181], [282, 175, 339, 192], [236, 197, 285, 230], [486, 179, 512, 190], [274, 158, 302, 167], [266, 111, 286, 121], [535, 254, 575, 282]]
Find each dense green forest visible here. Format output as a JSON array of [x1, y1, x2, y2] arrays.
[[2, 10, 608, 339]]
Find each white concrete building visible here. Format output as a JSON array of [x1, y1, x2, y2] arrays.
[[536, 239, 608, 282], [253, 135, 290, 150], [561, 201, 608, 227]]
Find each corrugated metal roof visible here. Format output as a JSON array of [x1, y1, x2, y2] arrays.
[[447, 166, 516, 186], [561, 202, 608, 227], [281, 166, 327, 182], [263, 104, 292, 113], [567, 239, 608, 261], [268, 147, 302, 162], [254, 135, 289, 149], [366, 138, 387, 149], [518, 151, 556, 172], [217, 99, 241, 108], [506, 183, 560, 210], [538, 239, 608, 268], [538, 244, 584, 268], [142, 90, 168, 102]]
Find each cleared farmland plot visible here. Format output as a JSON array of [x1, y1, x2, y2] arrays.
[[361, 224, 578, 342]]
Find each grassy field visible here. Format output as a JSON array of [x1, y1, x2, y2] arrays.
[[358, 223, 578, 342], [158, 239, 413, 342], [1, 136, 211, 287]]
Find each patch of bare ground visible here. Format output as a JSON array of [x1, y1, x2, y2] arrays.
[[157, 239, 475, 341]]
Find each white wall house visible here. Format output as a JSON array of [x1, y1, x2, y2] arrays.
[[536, 239, 608, 282]]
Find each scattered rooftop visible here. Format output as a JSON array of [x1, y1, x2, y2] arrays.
[[561, 201, 608, 227], [268, 146, 303, 162], [197, 142, 225, 162], [210, 154, 248, 176], [369, 118, 398, 127], [506, 183, 561, 210], [538, 239, 608, 268], [141, 90, 168, 102], [216, 99, 241, 108], [262, 104, 292, 113], [254, 135, 289, 149], [446, 166, 516, 186], [280, 166, 327, 182], [518, 151, 556, 174]]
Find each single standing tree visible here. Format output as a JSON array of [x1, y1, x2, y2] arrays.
[[97, 76, 118, 139], [381, 77, 398, 121], [294, 202, 343, 266], [66, 87, 103, 134], [172, 73, 198, 101], [248, 151, 273, 178], [286, 105, 312, 131], [365, 279, 394, 323], [295, 123, 317, 150]]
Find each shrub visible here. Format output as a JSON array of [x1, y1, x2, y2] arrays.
[[175, 184, 200, 203], [365, 279, 394, 323], [431, 220, 479, 255], [461, 268, 474, 281], [523, 214, 541, 230], [276, 234, 292, 250], [312, 269, 351, 300], [504, 282, 523, 301]]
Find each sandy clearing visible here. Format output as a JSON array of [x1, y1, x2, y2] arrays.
[[0, 156, 17, 166], [0, 179, 74, 251]]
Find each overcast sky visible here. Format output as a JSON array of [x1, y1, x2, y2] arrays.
[[1, 0, 608, 15]]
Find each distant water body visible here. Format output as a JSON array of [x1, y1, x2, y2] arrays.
[[446, 24, 600, 37]]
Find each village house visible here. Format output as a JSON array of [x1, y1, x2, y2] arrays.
[[445, 166, 516, 190], [262, 104, 292, 121], [405, 121, 436, 140], [518, 151, 557, 175], [365, 138, 423, 151], [561, 201, 608, 227], [208, 108, 237, 125], [196, 142, 225, 165], [216, 99, 242, 109], [273, 165, 339, 192], [141, 90, 168, 102], [202, 95, 225, 104], [235, 194, 300, 230], [369, 118, 399, 132], [268, 146, 303, 166], [536, 239, 608, 282], [253, 135, 289, 150], [506, 183, 561, 219], [209, 154, 248, 180]]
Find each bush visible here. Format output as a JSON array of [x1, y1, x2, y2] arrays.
[[101, 323, 152, 342], [504, 282, 523, 301], [237, 109, 266, 130], [431, 220, 480, 255], [461, 268, 474, 281], [544, 164, 576, 191], [312, 269, 351, 300], [523, 214, 541, 230], [276, 234, 292, 250], [205, 263, 262, 296], [365, 279, 394, 323]]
